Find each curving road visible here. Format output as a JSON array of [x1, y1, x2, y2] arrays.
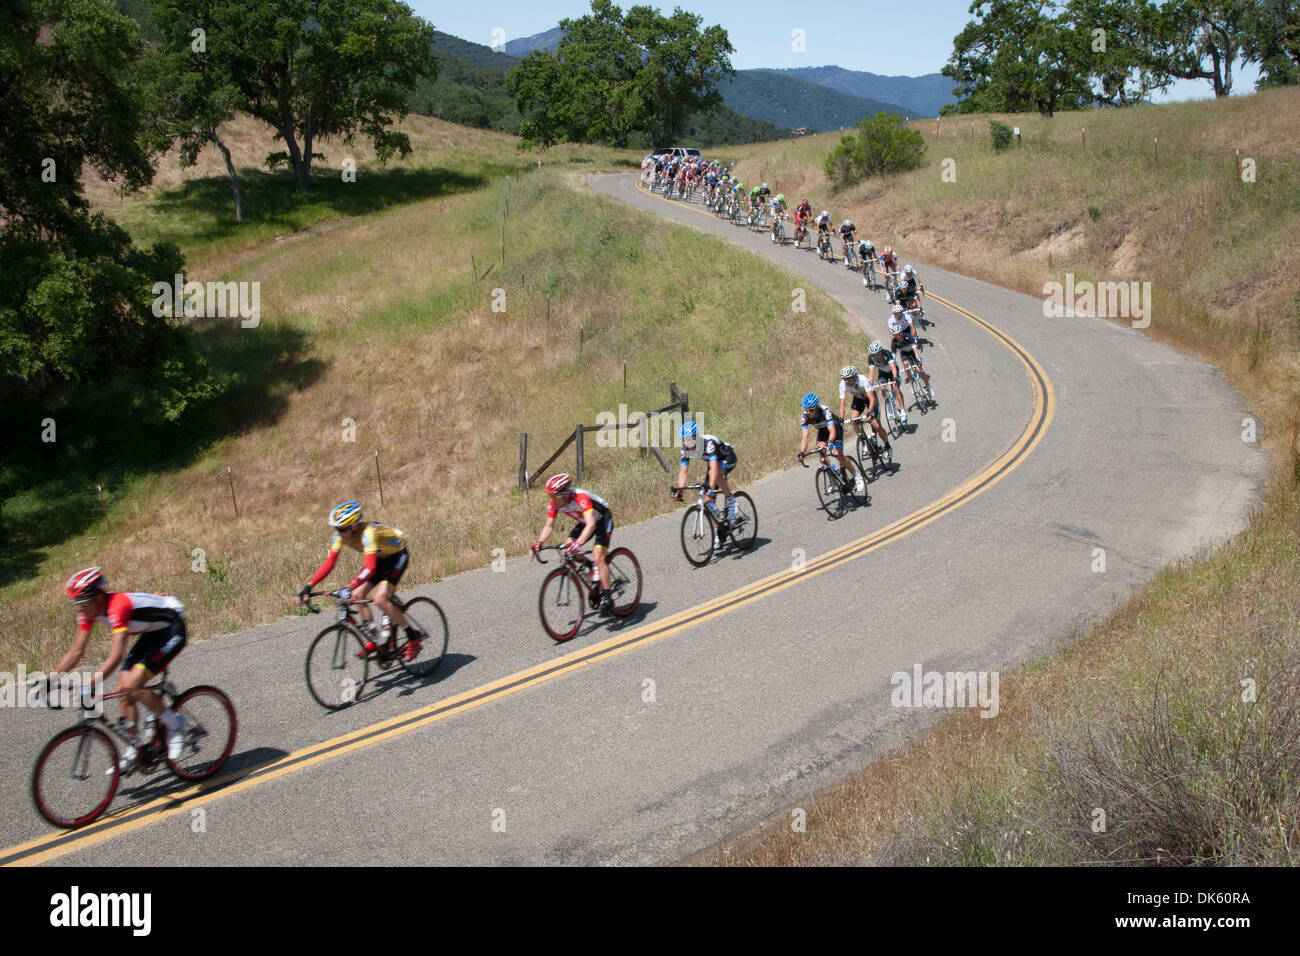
[[0, 175, 1266, 867]]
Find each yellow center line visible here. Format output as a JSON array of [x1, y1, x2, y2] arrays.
[[2, 184, 1054, 867]]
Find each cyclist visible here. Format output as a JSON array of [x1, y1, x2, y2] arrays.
[[839, 219, 857, 265], [897, 264, 926, 317], [769, 192, 788, 242], [858, 238, 878, 287], [890, 305, 933, 397], [757, 182, 772, 205], [798, 393, 866, 495], [748, 184, 763, 223], [297, 500, 424, 661], [879, 245, 901, 299], [531, 474, 616, 615], [793, 198, 813, 247], [814, 210, 833, 255], [838, 365, 894, 463], [866, 340, 908, 426], [673, 421, 739, 531], [57, 568, 190, 770]]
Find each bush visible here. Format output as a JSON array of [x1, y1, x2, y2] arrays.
[[990, 120, 1014, 151], [823, 113, 927, 189]]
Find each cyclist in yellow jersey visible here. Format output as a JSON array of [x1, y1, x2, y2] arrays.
[[297, 500, 425, 660]]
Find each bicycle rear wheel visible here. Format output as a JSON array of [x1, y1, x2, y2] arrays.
[[727, 492, 759, 551], [605, 548, 643, 617], [680, 505, 716, 567], [167, 685, 237, 781], [394, 596, 449, 678], [887, 394, 905, 439], [305, 624, 369, 710], [856, 432, 880, 481], [32, 725, 120, 828], [910, 373, 927, 414], [539, 568, 584, 642]]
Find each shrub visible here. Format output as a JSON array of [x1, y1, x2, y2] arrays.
[[823, 113, 927, 189], [990, 120, 1014, 151]]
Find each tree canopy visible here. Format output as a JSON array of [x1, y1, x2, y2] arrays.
[[507, 0, 734, 149]]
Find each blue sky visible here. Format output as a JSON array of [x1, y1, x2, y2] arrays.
[[407, 0, 1259, 102]]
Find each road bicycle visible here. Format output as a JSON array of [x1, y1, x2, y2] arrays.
[[533, 545, 642, 642], [817, 229, 834, 261], [31, 670, 236, 828], [885, 271, 902, 302], [842, 236, 860, 268], [901, 298, 929, 330], [747, 203, 763, 229], [899, 355, 936, 413], [879, 379, 907, 438], [797, 445, 868, 519], [672, 483, 758, 567], [793, 218, 808, 248], [302, 590, 449, 710], [771, 212, 787, 245], [862, 257, 880, 291], [846, 412, 892, 481]]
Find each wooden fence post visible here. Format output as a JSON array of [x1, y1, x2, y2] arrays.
[[574, 424, 584, 481], [519, 433, 528, 490], [226, 468, 239, 517]]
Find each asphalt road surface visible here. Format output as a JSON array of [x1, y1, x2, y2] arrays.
[[0, 175, 1267, 866]]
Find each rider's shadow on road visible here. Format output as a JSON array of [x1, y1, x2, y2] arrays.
[[368, 652, 476, 704]]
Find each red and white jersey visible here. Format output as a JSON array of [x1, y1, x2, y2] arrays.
[[546, 488, 611, 523], [77, 591, 185, 635]]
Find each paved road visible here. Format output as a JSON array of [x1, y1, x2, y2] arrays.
[[0, 175, 1266, 866]]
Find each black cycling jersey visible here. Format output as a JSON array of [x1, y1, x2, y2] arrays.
[[801, 405, 843, 431], [891, 332, 919, 355], [868, 350, 897, 377]]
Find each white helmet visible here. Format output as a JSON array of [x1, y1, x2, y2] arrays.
[[891, 303, 904, 315], [904, 264, 914, 275], [889, 315, 905, 335], [840, 365, 858, 379], [821, 210, 829, 219], [842, 219, 851, 228]]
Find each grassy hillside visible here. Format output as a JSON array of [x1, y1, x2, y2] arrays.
[[3, 116, 858, 671], [705, 87, 1300, 866]]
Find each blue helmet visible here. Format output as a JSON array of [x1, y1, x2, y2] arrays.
[[680, 421, 699, 439], [802, 392, 820, 409]]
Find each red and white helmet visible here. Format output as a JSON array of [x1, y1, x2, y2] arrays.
[[66, 567, 107, 603], [544, 473, 572, 495]]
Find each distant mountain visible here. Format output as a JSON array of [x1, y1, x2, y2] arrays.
[[773, 66, 957, 119], [504, 26, 565, 57], [721, 71, 912, 132], [432, 30, 519, 71]]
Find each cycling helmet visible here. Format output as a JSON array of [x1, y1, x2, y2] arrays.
[[329, 500, 363, 528], [761, 182, 768, 189], [889, 315, 905, 335], [680, 421, 699, 440], [869, 341, 883, 355], [904, 264, 914, 275], [883, 245, 893, 254], [863, 239, 875, 250], [891, 303, 904, 315], [842, 219, 851, 228], [544, 473, 572, 495], [802, 392, 820, 409], [776, 194, 785, 203], [857, 240, 870, 252], [840, 365, 858, 379], [66, 567, 107, 603], [821, 210, 829, 219]]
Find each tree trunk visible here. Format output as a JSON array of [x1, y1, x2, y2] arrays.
[[279, 95, 310, 192], [212, 131, 243, 223]]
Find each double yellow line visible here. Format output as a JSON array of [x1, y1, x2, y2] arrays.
[[1, 187, 1053, 867]]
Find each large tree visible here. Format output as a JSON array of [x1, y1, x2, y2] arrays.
[[1143, 0, 1253, 96], [1242, 0, 1300, 87], [507, 0, 734, 149], [148, 0, 438, 193]]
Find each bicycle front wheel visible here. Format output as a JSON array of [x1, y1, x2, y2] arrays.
[[910, 374, 928, 414], [305, 624, 369, 709], [887, 396, 905, 439], [539, 568, 584, 642], [167, 685, 237, 781], [605, 548, 643, 617], [815, 466, 845, 519], [680, 505, 716, 567], [728, 492, 759, 551], [395, 596, 449, 678], [32, 725, 120, 828], [856, 433, 877, 481]]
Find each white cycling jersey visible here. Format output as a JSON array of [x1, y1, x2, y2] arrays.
[[839, 374, 871, 401]]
